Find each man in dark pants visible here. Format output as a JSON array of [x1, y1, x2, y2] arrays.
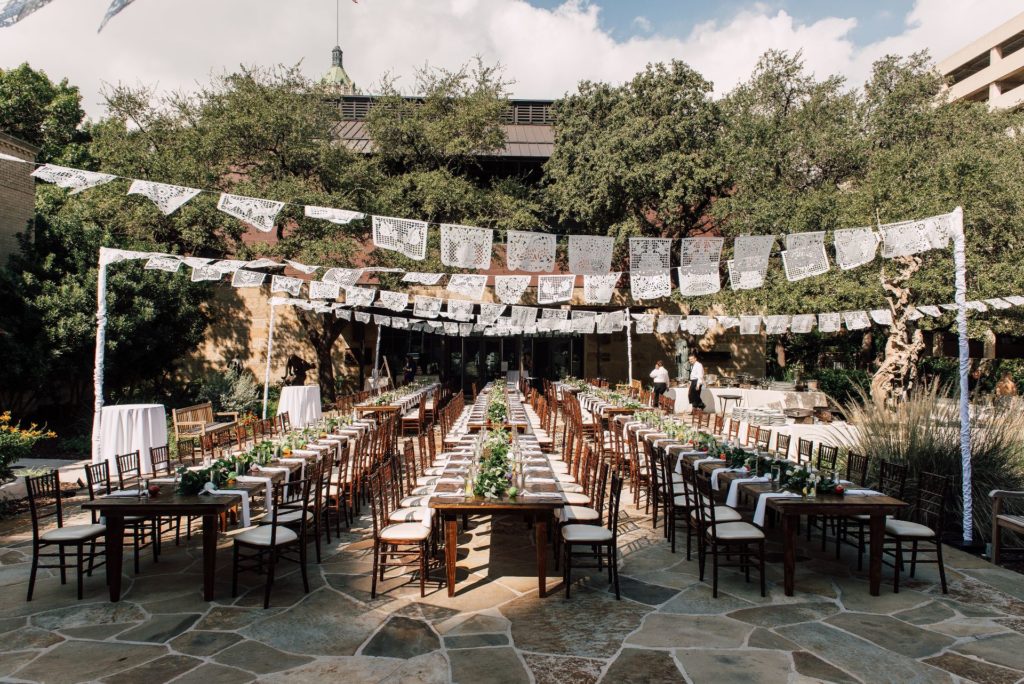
[[650, 360, 670, 407], [688, 352, 706, 411]]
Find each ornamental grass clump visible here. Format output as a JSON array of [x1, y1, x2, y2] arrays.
[[842, 383, 1024, 542]]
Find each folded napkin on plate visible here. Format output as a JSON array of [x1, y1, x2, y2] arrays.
[[432, 491, 466, 498], [842, 489, 883, 496], [726, 475, 771, 507], [107, 489, 145, 498], [526, 477, 556, 484], [753, 492, 800, 526]]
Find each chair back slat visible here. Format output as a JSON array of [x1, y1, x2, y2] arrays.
[[149, 445, 171, 476], [756, 428, 772, 451], [915, 471, 948, 532], [775, 434, 791, 459], [26, 470, 63, 538], [845, 452, 870, 486], [116, 451, 141, 489], [878, 460, 909, 500], [796, 439, 813, 465], [816, 444, 839, 472]]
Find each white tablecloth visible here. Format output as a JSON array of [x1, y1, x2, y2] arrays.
[[97, 404, 167, 476], [278, 385, 322, 427], [667, 386, 828, 414]]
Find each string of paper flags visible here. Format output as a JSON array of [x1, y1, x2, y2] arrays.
[[101, 248, 1020, 338], [0, 0, 136, 32], [3, 155, 963, 303]]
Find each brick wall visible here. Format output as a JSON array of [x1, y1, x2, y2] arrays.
[[0, 133, 38, 263]]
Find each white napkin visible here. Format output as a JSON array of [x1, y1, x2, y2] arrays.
[[278, 457, 307, 478], [526, 477, 556, 484], [843, 489, 883, 496], [437, 477, 465, 484], [236, 474, 274, 504], [753, 492, 800, 526], [202, 488, 250, 526], [684, 456, 723, 474], [107, 489, 145, 498], [726, 475, 771, 507], [710, 467, 745, 491]]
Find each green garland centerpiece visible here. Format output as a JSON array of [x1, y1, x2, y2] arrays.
[[175, 439, 278, 496], [487, 383, 509, 424], [472, 429, 515, 499], [782, 465, 845, 496]]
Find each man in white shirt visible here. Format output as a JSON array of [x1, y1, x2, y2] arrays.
[[650, 361, 670, 406], [688, 352, 706, 411]]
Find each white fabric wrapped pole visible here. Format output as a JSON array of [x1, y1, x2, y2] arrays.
[[261, 299, 279, 419], [952, 207, 973, 545], [90, 251, 111, 464], [372, 323, 383, 390], [625, 307, 633, 385]]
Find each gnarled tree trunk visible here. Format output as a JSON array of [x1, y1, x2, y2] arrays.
[[297, 311, 346, 403], [871, 255, 925, 405]]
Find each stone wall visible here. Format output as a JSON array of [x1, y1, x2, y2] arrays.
[[0, 133, 38, 263]]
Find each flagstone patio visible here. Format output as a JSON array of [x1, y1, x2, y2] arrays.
[[1, 492, 1023, 684]]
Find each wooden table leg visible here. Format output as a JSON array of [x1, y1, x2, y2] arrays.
[[445, 514, 458, 597], [536, 513, 548, 598], [868, 513, 885, 596], [782, 512, 796, 596], [202, 514, 218, 601], [105, 513, 125, 602]]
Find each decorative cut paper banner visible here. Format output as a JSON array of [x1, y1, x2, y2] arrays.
[[377, 291, 409, 312], [272, 275, 302, 296], [413, 296, 443, 319], [245, 258, 278, 269], [907, 309, 924, 321], [447, 274, 488, 300], [739, 316, 762, 336], [212, 259, 247, 273], [336, 309, 352, 321], [459, 323, 474, 336], [597, 310, 625, 334], [402, 272, 445, 285], [309, 280, 341, 300], [879, 211, 953, 258], [791, 314, 816, 333], [181, 256, 212, 268], [818, 313, 841, 333], [966, 300, 988, 312], [128, 180, 200, 215], [506, 230, 556, 272], [678, 237, 723, 296], [583, 273, 620, 304], [916, 305, 942, 317], [633, 314, 655, 334], [32, 164, 117, 194], [443, 322, 458, 336], [231, 269, 265, 288], [373, 215, 428, 261], [511, 306, 539, 327], [630, 271, 671, 300], [764, 315, 790, 335], [304, 205, 365, 224], [345, 286, 376, 307], [714, 315, 738, 330], [374, 314, 391, 326], [540, 308, 569, 320], [568, 235, 614, 275], [354, 312, 371, 324], [478, 302, 506, 324], [629, 237, 672, 273], [322, 268, 363, 288], [1004, 296, 1024, 306], [686, 315, 709, 335], [391, 317, 408, 329], [833, 227, 879, 270], [144, 255, 182, 273], [781, 232, 829, 282], [441, 224, 493, 269], [571, 316, 596, 334], [446, 299, 474, 321], [285, 260, 319, 275], [537, 275, 574, 304], [495, 275, 531, 304], [98, 0, 137, 31], [941, 303, 958, 312], [190, 265, 221, 282], [869, 309, 893, 325], [984, 298, 1012, 309], [728, 235, 775, 290], [216, 193, 284, 233], [656, 315, 681, 334], [1, 0, 58, 28], [843, 311, 871, 330]]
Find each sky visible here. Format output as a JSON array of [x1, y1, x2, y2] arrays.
[[0, 0, 1022, 119]]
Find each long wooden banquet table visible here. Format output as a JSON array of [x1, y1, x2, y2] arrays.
[[579, 388, 907, 597], [427, 384, 564, 598], [83, 415, 381, 602]]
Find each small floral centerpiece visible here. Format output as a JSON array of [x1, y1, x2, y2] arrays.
[[783, 465, 844, 496]]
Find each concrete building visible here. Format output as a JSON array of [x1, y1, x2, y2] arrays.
[[939, 10, 1024, 109], [0, 132, 38, 263]]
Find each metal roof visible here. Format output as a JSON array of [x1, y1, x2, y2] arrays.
[[332, 120, 554, 159]]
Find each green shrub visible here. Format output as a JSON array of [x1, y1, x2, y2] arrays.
[[193, 364, 261, 415], [0, 411, 56, 481], [812, 368, 871, 403], [841, 384, 1024, 542]]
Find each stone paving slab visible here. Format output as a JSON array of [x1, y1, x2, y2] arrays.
[[0, 460, 1023, 684]]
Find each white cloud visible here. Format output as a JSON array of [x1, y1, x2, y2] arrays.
[[0, 0, 1022, 119], [632, 15, 653, 33]]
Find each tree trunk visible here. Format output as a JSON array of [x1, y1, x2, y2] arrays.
[[870, 256, 926, 405], [297, 311, 346, 404]]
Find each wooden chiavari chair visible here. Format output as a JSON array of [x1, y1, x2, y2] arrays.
[[774, 434, 791, 460], [885, 471, 949, 594], [368, 466, 433, 598], [149, 446, 172, 476], [726, 418, 740, 443], [796, 438, 814, 466], [85, 462, 158, 573], [756, 428, 772, 452], [562, 471, 623, 600]]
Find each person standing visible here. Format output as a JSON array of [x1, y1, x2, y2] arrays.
[[688, 352, 706, 411], [403, 355, 417, 385], [650, 360, 670, 407]]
